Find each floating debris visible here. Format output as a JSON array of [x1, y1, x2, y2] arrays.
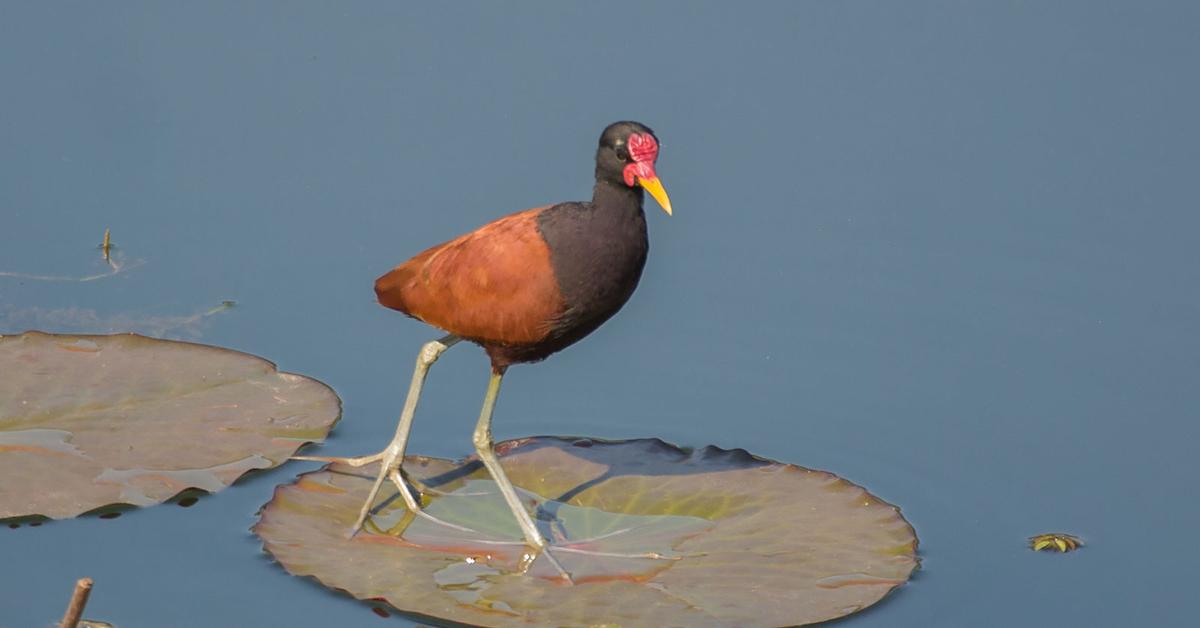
[[1, 230, 141, 282], [1029, 533, 1082, 553], [100, 228, 113, 263]]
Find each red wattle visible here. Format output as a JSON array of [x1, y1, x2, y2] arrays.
[[622, 133, 660, 187], [623, 161, 656, 187]]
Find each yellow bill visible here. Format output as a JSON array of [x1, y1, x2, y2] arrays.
[[637, 175, 673, 216]]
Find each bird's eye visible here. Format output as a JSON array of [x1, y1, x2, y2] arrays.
[[615, 147, 629, 162]]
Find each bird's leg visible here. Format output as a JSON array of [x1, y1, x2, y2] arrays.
[[295, 334, 460, 535], [471, 367, 545, 549], [355, 334, 461, 530], [471, 368, 572, 581]]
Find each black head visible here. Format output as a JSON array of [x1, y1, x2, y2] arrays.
[[595, 121, 673, 215]]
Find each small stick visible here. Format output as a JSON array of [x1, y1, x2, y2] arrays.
[[59, 577, 93, 628]]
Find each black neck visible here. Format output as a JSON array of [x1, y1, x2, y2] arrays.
[[530, 174, 651, 360], [592, 179, 644, 212]]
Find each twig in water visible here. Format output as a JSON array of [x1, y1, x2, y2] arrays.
[[59, 577, 93, 628], [101, 228, 112, 264], [1, 229, 142, 282]]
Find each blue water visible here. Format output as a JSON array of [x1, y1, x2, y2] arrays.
[[3, 2, 1198, 626]]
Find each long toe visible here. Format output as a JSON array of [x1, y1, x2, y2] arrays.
[[291, 451, 387, 467], [386, 468, 425, 512], [541, 547, 574, 584]]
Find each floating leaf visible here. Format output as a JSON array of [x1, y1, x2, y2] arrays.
[[255, 437, 918, 627], [0, 331, 341, 520]]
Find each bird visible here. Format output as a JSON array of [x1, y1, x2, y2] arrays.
[[298, 121, 672, 564]]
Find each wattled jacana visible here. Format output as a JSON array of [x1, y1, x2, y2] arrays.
[[299, 121, 672, 559]]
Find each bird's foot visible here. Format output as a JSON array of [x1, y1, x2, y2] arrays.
[[293, 446, 422, 537], [550, 546, 683, 561], [290, 451, 386, 467], [542, 546, 574, 584], [378, 467, 488, 535], [543, 524, 689, 562], [507, 544, 573, 584], [536, 538, 685, 586]]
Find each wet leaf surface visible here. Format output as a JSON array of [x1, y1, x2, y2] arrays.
[[0, 331, 341, 520], [255, 437, 918, 627]]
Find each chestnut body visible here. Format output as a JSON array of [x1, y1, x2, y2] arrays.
[[374, 180, 649, 368]]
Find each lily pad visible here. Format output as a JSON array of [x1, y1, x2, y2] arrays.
[[255, 437, 918, 627], [0, 331, 341, 520]]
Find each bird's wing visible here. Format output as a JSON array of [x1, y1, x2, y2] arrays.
[[374, 206, 564, 345]]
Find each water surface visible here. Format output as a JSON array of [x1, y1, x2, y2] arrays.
[[2, 2, 1198, 626]]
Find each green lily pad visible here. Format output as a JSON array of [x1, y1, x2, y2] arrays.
[[0, 331, 341, 520], [255, 437, 918, 627]]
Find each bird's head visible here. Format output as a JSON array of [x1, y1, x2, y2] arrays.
[[596, 121, 673, 216]]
